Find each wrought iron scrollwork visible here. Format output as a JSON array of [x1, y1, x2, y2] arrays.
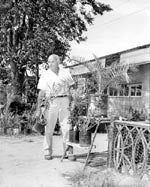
[[111, 121, 150, 177]]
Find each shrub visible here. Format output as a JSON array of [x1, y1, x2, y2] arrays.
[[69, 168, 149, 187]]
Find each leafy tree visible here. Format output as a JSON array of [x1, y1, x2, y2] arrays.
[[0, 0, 111, 99]]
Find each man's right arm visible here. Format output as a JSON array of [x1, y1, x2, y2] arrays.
[[36, 89, 46, 117], [36, 70, 47, 116]]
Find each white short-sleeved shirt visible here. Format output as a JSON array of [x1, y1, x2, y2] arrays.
[[37, 65, 74, 97]]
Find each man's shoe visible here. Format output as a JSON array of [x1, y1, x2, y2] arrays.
[[64, 155, 68, 159], [68, 155, 76, 161], [64, 151, 73, 159], [44, 155, 53, 160]]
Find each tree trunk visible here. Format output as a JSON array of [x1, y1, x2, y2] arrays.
[[10, 61, 25, 97], [5, 62, 25, 117]]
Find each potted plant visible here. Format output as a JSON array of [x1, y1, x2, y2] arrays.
[[69, 91, 97, 146], [84, 55, 130, 117], [77, 115, 93, 147], [69, 90, 89, 144], [3, 112, 20, 135], [21, 104, 38, 135]]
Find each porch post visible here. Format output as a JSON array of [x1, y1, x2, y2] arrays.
[[107, 120, 114, 168]]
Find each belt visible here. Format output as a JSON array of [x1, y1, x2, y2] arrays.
[[53, 95, 68, 98]]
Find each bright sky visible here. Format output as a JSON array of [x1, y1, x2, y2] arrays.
[[69, 0, 150, 61]]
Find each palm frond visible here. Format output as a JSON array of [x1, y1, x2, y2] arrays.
[[84, 54, 104, 85], [83, 54, 130, 94], [100, 64, 129, 92], [129, 64, 139, 73]]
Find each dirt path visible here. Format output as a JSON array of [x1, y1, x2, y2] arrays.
[[0, 134, 108, 187]]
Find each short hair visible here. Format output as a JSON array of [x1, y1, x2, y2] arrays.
[[48, 54, 60, 63]]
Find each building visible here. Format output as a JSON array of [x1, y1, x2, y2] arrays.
[[68, 44, 150, 120]]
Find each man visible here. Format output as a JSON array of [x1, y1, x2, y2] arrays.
[[36, 54, 74, 160]]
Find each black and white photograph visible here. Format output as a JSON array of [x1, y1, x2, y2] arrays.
[[0, 0, 150, 186]]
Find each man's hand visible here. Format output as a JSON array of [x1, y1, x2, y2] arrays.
[[35, 90, 46, 118], [35, 108, 41, 119]]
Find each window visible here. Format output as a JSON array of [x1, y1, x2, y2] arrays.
[[107, 83, 142, 97], [119, 85, 129, 96], [130, 84, 142, 96], [124, 85, 129, 96], [136, 85, 142, 96], [103, 88, 108, 95], [109, 87, 114, 96], [109, 87, 118, 96], [130, 86, 136, 96]]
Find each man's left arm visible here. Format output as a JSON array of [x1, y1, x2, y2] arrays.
[[66, 68, 76, 111]]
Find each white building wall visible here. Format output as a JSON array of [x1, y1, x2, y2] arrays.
[[120, 47, 150, 65]]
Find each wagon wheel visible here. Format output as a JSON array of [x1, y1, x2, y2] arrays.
[[120, 129, 134, 174], [113, 131, 134, 172], [113, 132, 124, 170], [132, 134, 148, 177], [146, 142, 150, 178]]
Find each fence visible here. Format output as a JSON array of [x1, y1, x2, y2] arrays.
[[108, 120, 150, 178]]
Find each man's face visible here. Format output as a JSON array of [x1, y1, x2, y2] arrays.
[[48, 56, 59, 73]]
